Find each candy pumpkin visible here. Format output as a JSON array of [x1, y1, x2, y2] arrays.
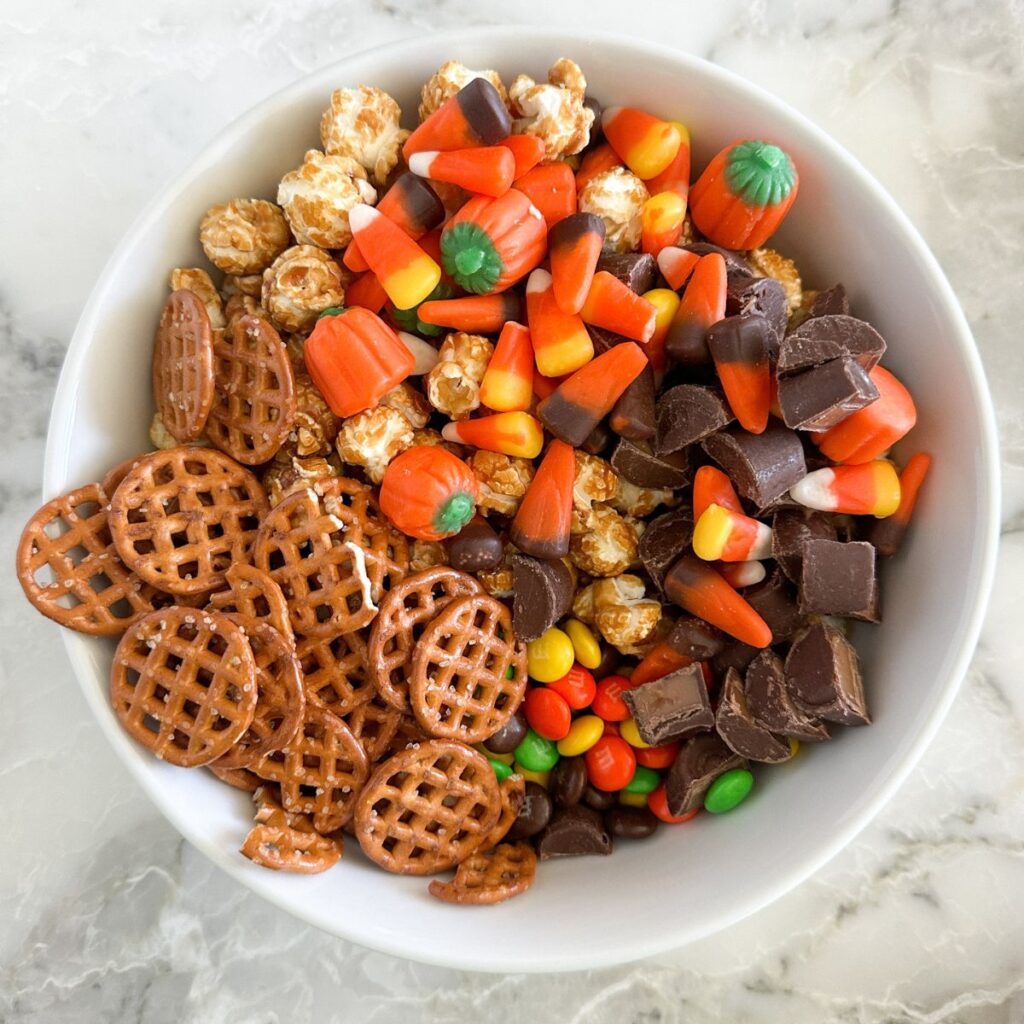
[[379, 446, 480, 541]]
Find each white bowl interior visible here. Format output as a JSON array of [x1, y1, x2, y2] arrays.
[[44, 29, 999, 972]]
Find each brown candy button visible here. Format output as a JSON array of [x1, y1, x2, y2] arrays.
[[596, 251, 657, 294], [592, 646, 622, 682], [638, 507, 695, 591], [655, 384, 734, 455], [665, 733, 746, 816], [484, 709, 529, 755], [511, 553, 575, 642], [744, 649, 829, 742], [621, 663, 714, 746], [582, 782, 617, 811], [715, 668, 793, 763], [611, 437, 690, 489], [506, 780, 553, 841], [536, 804, 613, 860], [605, 805, 659, 839], [771, 508, 838, 583], [702, 422, 807, 509], [549, 757, 588, 807], [798, 538, 879, 622], [785, 622, 870, 726], [609, 363, 656, 441], [777, 357, 879, 431], [666, 617, 727, 661], [447, 516, 505, 572], [777, 315, 886, 374]]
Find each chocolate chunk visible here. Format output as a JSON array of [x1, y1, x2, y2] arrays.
[[743, 569, 806, 642], [655, 385, 734, 455], [665, 732, 746, 816], [681, 242, 752, 280], [621, 664, 714, 746], [785, 622, 870, 726], [702, 423, 807, 508], [798, 539, 879, 621], [726, 275, 788, 342], [446, 517, 504, 572], [706, 313, 772, 376], [744, 649, 829, 741], [536, 804, 612, 860], [581, 421, 614, 456], [666, 617, 726, 661], [862, 513, 910, 558], [771, 508, 838, 583], [506, 780, 553, 841], [582, 783, 617, 811], [777, 357, 879, 431], [605, 805, 659, 839], [711, 642, 760, 675], [550, 757, 587, 808], [511, 553, 574, 641], [638, 507, 695, 591], [596, 252, 656, 294], [715, 668, 793, 763], [483, 709, 528, 755], [609, 363, 656, 441], [777, 315, 886, 374], [807, 284, 850, 319], [588, 325, 631, 355], [611, 437, 690, 489]]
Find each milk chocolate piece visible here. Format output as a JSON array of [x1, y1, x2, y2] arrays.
[[446, 517, 504, 572], [772, 508, 838, 583], [656, 384, 734, 455], [609, 363, 656, 441], [711, 642, 760, 675], [583, 96, 604, 143], [702, 423, 807, 508], [605, 805, 658, 839], [536, 804, 612, 859], [638, 507, 695, 590], [807, 284, 850, 319], [665, 733, 746, 815], [621, 664, 714, 745], [726, 275, 788, 342], [743, 568, 806, 642], [777, 357, 879, 431], [715, 668, 793, 763], [777, 315, 886, 374], [666, 617, 726, 661], [785, 622, 870, 726], [507, 781, 553, 841], [611, 438, 690, 489], [596, 251, 656, 294], [589, 325, 630, 355], [744, 649, 829, 741], [550, 757, 587, 807], [511, 553, 575, 641], [681, 242, 752, 280], [798, 539, 879, 621]]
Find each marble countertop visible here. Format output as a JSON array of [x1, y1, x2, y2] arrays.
[[3, 1, 1023, 1020]]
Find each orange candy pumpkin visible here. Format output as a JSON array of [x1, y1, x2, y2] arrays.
[[379, 447, 480, 541]]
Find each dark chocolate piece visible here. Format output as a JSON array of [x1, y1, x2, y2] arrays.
[[666, 617, 726, 661], [638, 507, 695, 591], [609, 363, 656, 441], [702, 423, 807, 508], [596, 252, 656, 294], [655, 385, 734, 454], [446, 517, 504, 572], [777, 357, 879, 431], [550, 757, 587, 808], [611, 437, 690, 489], [798, 539, 879, 621], [771, 508, 838, 583], [726, 275, 788, 342], [621, 664, 714, 746], [581, 421, 614, 456], [715, 668, 793, 763], [777, 315, 886, 374], [785, 622, 870, 726], [743, 569, 806, 642], [581, 783, 617, 811], [506, 780, 553, 841], [454, 77, 512, 145], [744, 649, 829, 741], [511, 553, 575, 641], [665, 732, 746, 816], [605, 805, 659, 839], [536, 804, 612, 860], [711, 642, 760, 675], [483, 709, 528, 755], [681, 242, 752, 280], [588, 324, 630, 355], [807, 284, 850, 320]]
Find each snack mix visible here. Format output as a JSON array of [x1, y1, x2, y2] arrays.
[[18, 57, 929, 907]]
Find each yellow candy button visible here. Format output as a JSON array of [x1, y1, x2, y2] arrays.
[[620, 718, 651, 749], [476, 744, 514, 765], [556, 715, 604, 757], [564, 619, 602, 670], [513, 762, 550, 788], [526, 626, 575, 682], [618, 789, 649, 808]]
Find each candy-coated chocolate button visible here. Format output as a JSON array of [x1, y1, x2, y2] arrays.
[[556, 715, 604, 757], [704, 768, 754, 813], [484, 709, 528, 754], [506, 781, 553, 841], [564, 619, 602, 669], [488, 757, 513, 782], [584, 735, 636, 791], [619, 717, 651, 749], [514, 728, 561, 773], [623, 764, 660, 794], [526, 626, 575, 682], [513, 762, 551, 788], [546, 664, 597, 710], [648, 785, 700, 824], [591, 675, 633, 722], [617, 789, 650, 808], [476, 743, 514, 766], [549, 756, 588, 807], [524, 687, 572, 741]]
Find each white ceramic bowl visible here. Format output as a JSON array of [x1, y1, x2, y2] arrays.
[[44, 28, 999, 972]]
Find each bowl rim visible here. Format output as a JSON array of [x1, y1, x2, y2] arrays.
[[42, 26, 1001, 972]]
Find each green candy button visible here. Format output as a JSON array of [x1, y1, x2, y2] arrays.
[[704, 768, 754, 813], [624, 765, 660, 795], [514, 729, 560, 773], [488, 757, 513, 783]]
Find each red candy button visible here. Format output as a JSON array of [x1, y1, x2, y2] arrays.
[[524, 687, 572, 742], [546, 664, 597, 710], [648, 785, 700, 824], [635, 741, 681, 770], [584, 735, 636, 791], [591, 674, 634, 722]]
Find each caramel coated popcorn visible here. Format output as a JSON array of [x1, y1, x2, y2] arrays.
[[200, 198, 291, 276], [748, 247, 803, 313], [573, 451, 618, 511], [477, 560, 514, 599], [335, 405, 415, 483], [292, 368, 340, 457], [509, 58, 593, 161], [224, 292, 266, 327], [585, 574, 662, 649], [470, 451, 534, 517], [419, 61, 509, 122], [609, 477, 675, 518], [320, 85, 410, 188], [379, 381, 431, 430], [425, 332, 494, 419], [170, 268, 225, 329], [578, 167, 649, 254], [410, 539, 448, 573], [277, 150, 377, 249], [261, 245, 346, 334], [569, 504, 639, 578]]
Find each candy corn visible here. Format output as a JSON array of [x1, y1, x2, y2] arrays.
[[479, 321, 534, 412], [403, 78, 511, 159], [864, 453, 931, 557], [537, 342, 648, 446], [514, 162, 577, 228], [641, 287, 681, 373], [644, 121, 691, 195], [408, 146, 516, 198], [499, 133, 546, 179], [707, 314, 772, 434], [526, 268, 595, 377], [609, 363, 656, 441], [441, 412, 544, 460], [631, 643, 692, 686], [693, 503, 773, 562], [509, 439, 575, 559], [549, 212, 606, 315], [343, 270, 388, 313], [813, 365, 918, 464], [641, 191, 688, 257], [602, 107, 682, 180], [575, 142, 622, 193], [656, 247, 700, 290], [418, 292, 522, 333], [665, 252, 727, 365], [347, 205, 441, 311], [343, 172, 444, 273], [580, 271, 658, 344], [789, 461, 901, 517], [531, 367, 564, 402], [718, 560, 767, 588], [663, 554, 773, 648], [693, 465, 743, 519]]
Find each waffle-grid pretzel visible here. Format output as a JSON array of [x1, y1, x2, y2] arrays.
[[296, 629, 374, 715], [367, 567, 482, 712], [427, 842, 537, 905], [214, 618, 304, 769], [209, 764, 263, 791], [410, 594, 527, 744], [254, 478, 408, 638], [17, 484, 177, 636], [253, 704, 369, 832], [241, 787, 342, 874], [207, 564, 295, 644], [354, 739, 500, 875], [339, 694, 403, 764], [110, 606, 257, 767], [109, 447, 269, 596], [206, 315, 297, 466], [152, 289, 216, 442], [482, 773, 526, 851]]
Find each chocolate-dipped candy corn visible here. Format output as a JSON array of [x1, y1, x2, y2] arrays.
[[549, 212, 606, 315], [404, 77, 511, 158], [509, 439, 575, 559], [526, 268, 595, 377], [665, 251, 727, 365]]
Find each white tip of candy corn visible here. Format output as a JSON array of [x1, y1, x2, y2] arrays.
[[441, 422, 463, 444], [720, 560, 766, 588], [526, 267, 552, 293], [789, 468, 837, 512], [397, 332, 439, 375], [347, 204, 376, 232], [601, 106, 622, 129], [407, 151, 437, 178], [749, 523, 774, 562]]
